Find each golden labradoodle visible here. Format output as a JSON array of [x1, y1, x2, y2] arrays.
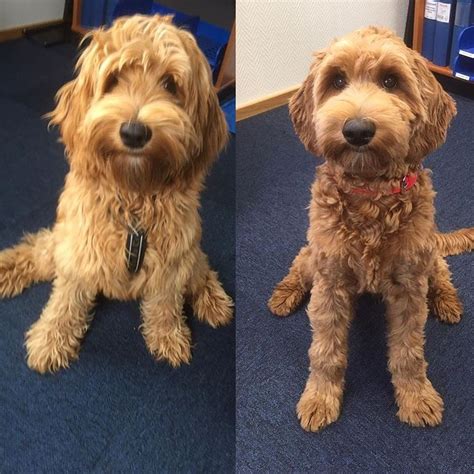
[[268, 27, 473, 431], [0, 15, 233, 373]]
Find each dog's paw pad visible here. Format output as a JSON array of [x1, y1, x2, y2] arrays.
[[296, 386, 341, 432], [396, 382, 444, 427]]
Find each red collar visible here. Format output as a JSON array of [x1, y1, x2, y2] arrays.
[[350, 172, 418, 196]]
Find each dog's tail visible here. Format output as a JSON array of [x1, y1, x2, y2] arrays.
[[436, 228, 474, 257], [0, 228, 55, 298]]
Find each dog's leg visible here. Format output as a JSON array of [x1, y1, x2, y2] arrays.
[[436, 228, 474, 256], [383, 277, 444, 427], [268, 244, 313, 316], [188, 249, 233, 328], [25, 276, 95, 373], [0, 228, 55, 298], [297, 278, 354, 431], [428, 256, 463, 324], [141, 290, 192, 368]]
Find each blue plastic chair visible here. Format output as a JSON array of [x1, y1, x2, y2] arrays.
[[111, 1, 230, 81], [453, 26, 474, 81]]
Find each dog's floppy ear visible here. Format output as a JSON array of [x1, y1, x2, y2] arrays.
[[180, 30, 228, 175], [200, 87, 228, 166], [409, 53, 456, 160], [289, 51, 325, 155], [47, 79, 84, 155], [47, 33, 100, 156]]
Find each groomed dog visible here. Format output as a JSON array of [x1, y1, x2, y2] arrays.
[[0, 15, 233, 373], [268, 27, 473, 430]]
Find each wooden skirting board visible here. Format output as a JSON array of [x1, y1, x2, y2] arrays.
[[0, 19, 63, 43], [236, 84, 300, 121]]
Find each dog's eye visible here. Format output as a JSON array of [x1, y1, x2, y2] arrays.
[[162, 75, 177, 95], [104, 73, 119, 93], [382, 74, 398, 90], [332, 74, 347, 90]]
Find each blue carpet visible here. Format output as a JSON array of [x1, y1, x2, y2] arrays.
[[0, 39, 235, 472], [236, 97, 474, 472]]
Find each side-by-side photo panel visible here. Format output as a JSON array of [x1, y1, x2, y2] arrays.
[[0, 1, 235, 472], [236, 0, 473, 471]]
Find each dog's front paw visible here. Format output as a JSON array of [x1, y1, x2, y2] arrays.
[[431, 289, 463, 324], [396, 380, 444, 427], [297, 382, 342, 432], [25, 319, 81, 373], [144, 325, 192, 368], [268, 277, 306, 317], [192, 275, 233, 328]]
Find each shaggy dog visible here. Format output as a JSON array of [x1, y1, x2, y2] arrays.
[[268, 27, 473, 431], [0, 15, 233, 373]]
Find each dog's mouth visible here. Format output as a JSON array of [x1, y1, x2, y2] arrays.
[[349, 144, 370, 153], [122, 150, 152, 162], [125, 149, 148, 157], [113, 145, 161, 162], [342, 142, 375, 161]]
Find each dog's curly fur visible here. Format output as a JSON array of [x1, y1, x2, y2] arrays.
[[268, 27, 473, 431], [0, 15, 233, 373]]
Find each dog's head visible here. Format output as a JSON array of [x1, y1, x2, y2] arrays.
[[290, 26, 456, 179], [48, 15, 227, 193]]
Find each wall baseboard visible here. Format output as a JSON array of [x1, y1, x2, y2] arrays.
[[0, 19, 63, 43], [236, 84, 300, 121]]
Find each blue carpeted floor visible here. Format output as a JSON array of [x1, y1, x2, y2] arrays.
[[0, 39, 235, 472], [236, 97, 474, 472]]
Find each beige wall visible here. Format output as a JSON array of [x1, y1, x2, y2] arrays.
[[0, 0, 64, 30], [237, 0, 409, 106]]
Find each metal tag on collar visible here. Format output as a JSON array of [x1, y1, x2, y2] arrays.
[[126, 227, 147, 273], [401, 175, 409, 192]]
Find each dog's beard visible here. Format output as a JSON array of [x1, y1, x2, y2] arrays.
[[108, 149, 181, 193], [82, 97, 200, 193]]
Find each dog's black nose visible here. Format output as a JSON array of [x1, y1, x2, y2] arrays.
[[342, 118, 376, 146], [119, 121, 152, 149]]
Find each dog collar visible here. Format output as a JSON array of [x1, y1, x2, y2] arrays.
[[349, 172, 418, 196]]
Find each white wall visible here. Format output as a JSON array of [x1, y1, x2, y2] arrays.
[[237, 0, 409, 106], [0, 0, 64, 30]]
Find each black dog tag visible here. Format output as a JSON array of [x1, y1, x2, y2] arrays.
[[125, 228, 147, 273]]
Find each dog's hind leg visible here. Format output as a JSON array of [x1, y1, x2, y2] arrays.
[[428, 255, 463, 324], [436, 228, 474, 256], [0, 228, 55, 298], [188, 249, 233, 328], [268, 244, 313, 317]]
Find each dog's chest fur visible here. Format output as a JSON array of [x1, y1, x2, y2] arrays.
[[308, 167, 437, 293], [53, 172, 201, 299]]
